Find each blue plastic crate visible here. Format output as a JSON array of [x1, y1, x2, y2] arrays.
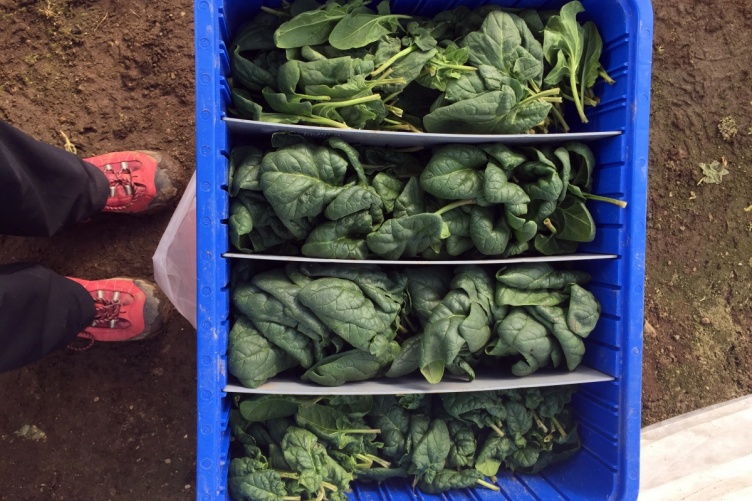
[[194, 1, 653, 500]]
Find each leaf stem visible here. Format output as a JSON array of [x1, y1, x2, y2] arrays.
[[543, 218, 558, 234], [532, 411, 549, 433], [582, 193, 627, 208], [551, 416, 568, 439], [433, 63, 478, 72], [283, 497, 302, 501], [549, 104, 570, 133], [435, 199, 476, 217], [489, 423, 505, 438], [519, 88, 561, 108], [477, 479, 501, 491], [346, 429, 382, 435], [385, 104, 404, 117], [260, 6, 292, 17], [382, 118, 424, 133], [296, 94, 332, 102], [569, 67, 588, 123], [599, 67, 615, 85], [402, 314, 418, 331], [277, 472, 300, 479], [371, 45, 417, 76], [321, 481, 339, 492], [312, 93, 382, 110], [356, 453, 391, 468], [299, 115, 351, 129]]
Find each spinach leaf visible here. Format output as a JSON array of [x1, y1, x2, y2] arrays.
[[446, 420, 477, 469], [405, 268, 451, 326], [260, 143, 348, 224], [566, 284, 600, 337], [371, 173, 405, 213], [420, 145, 487, 200], [240, 395, 302, 423], [366, 213, 446, 260], [495, 286, 567, 307], [229, 146, 264, 196], [302, 213, 371, 259], [529, 305, 585, 370], [295, 404, 379, 449], [464, 11, 542, 85], [407, 420, 451, 483], [490, 308, 554, 376], [302, 349, 384, 386], [423, 87, 551, 134], [496, 263, 590, 290], [393, 177, 427, 219], [469, 206, 511, 256], [228, 317, 298, 388], [229, 469, 288, 501], [483, 163, 531, 206], [549, 195, 596, 243], [298, 278, 392, 353], [324, 185, 383, 221], [505, 210, 538, 243], [419, 292, 471, 384], [385, 335, 421, 378], [329, 8, 410, 50], [543, 1, 610, 123], [252, 269, 330, 342], [274, 0, 366, 49], [368, 396, 410, 459], [440, 392, 507, 428], [233, 283, 316, 367]]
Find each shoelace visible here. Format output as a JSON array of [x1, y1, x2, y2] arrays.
[[105, 162, 140, 211], [67, 296, 122, 352]]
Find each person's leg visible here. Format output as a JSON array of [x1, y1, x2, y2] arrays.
[[0, 263, 171, 373], [0, 120, 183, 237], [0, 263, 95, 372], [0, 120, 109, 237]]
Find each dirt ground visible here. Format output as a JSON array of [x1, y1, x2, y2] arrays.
[[0, 0, 750, 499]]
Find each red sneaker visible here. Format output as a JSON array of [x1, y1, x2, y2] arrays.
[[84, 151, 181, 214], [68, 277, 170, 347]]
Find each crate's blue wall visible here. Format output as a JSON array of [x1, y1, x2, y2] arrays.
[[197, 1, 653, 500]]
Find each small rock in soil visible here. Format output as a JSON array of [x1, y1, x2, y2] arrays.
[[14, 425, 47, 442]]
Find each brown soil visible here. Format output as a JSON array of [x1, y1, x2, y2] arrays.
[[0, 0, 750, 498], [0, 0, 196, 499], [643, 0, 752, 425]]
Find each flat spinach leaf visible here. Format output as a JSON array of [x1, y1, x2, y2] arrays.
[[260, 143, 348, 223], [423, 87, 551, 134], [302, 350, 384, 386], [421, 145, 487, 200], [228, 317, 298, 388], [366, 213, 445, 260]]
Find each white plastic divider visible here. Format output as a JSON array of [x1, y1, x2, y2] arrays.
[[224, 117, 622, 146], [225, 367, 613, 395], [223, 253, 619, 265]]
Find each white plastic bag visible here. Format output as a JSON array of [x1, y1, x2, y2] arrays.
[[152, 172, 197, 327]]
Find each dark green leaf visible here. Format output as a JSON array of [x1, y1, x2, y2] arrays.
[[421, 145, 486, 200], [366, 214, 445, 260], [302, 350, 384, 386]]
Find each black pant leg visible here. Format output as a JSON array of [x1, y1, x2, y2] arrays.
[[0, 263, 95, 373], [0, 120, 109, 237]]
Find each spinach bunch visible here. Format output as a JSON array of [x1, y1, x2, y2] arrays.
[[230, 262, 407, 388], [229, 0, 612, 133], [228, 137, 625, 260], [228, 388, 580, 500], [228, 262, 601, 388], [390, 263, 600, 384], [486, 263, 601, 376]]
